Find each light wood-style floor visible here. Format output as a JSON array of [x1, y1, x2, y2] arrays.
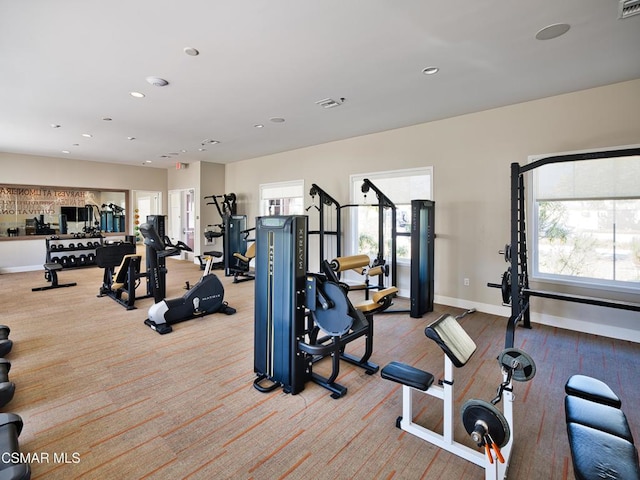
[[1, 255, 638, 479]]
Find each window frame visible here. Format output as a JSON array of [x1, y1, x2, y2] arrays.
[[529, 147, 640, 294], [259, 179, 305, 217]]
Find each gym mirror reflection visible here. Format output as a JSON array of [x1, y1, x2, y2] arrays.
[[0, 184, 126, 237]]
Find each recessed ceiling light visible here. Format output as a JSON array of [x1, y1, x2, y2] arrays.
[[50, 124, 61, 128], [81, 133, 92, 138], [61, 150, 70, 154], [181, 149, 187, 153], [422, 66, 439, 75], [146, 160, 152, 164], [127, 136, 136, 141], [102, 117, 112, 121], [184, 47, 200, 56], [201, 139, 220, 145], [198, 148, 206, 152], [254, 124, 264, 128], [535, 23, 570, 40], [270, 117, 285, 123], [130, 91, 145, 98], [146, 76, 169, 87]]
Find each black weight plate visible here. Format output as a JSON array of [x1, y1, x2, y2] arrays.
[[501, 269, 511, 304], [312, 282, 353, 336], [498, 348, 536, 382], [461, 398, 510, 448]]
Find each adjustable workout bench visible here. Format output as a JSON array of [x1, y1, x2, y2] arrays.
[[564, 374, 639, 480], [381, 313, 536, 480], [31, 263, 77, 291]]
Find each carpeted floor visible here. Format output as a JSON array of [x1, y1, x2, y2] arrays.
[[1, 254, 638, 479]]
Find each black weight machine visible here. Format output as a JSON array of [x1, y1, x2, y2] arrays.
[[487, 146, 640, 349], [343, 179, 436, 318], [198, 193, 237, 270], [96, 240, 147, 309], [308, 184, 342, 269], [252, 215, 397, 399], [224, 214, 256, 283]]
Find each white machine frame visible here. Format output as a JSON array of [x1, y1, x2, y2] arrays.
[[398, 353, 514, 480]]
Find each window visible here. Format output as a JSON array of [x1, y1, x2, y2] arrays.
[[532, 152, 640, 290], [259, 180, 304, 216], [349, 168, 432, 262]]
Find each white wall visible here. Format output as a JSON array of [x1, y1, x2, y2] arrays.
[[222, 79, 640, 342]]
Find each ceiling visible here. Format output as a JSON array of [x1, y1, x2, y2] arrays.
[[1, 1, 639, 169]]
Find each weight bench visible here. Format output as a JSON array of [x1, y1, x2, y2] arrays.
[[31, 263, 77, 291], [381, 313, 528, 480], [0, 413, 30, 480], [564, 374, 639, 480]]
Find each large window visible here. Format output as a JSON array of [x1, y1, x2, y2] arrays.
[[259, 180, 304, 216], [532, 152, 640, 290], [349, 168, 432, 262]]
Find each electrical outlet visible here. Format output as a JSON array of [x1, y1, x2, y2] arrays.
[[464, 278, 470, 286]]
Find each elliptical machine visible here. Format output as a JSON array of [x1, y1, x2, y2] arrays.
[[139, 222, 236, 335]]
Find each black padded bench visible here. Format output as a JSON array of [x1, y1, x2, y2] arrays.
[[31, 263, 77, 292], [0, 413, 30, 480], [565, 374, 639, 480], [381, 361, 435, 391]]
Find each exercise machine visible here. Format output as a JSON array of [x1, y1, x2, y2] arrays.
[[252, 215, 397, 399], [308, 184, 342, 269], [381, 312, 536, 480], [198, 193, 237, 270], [140, 223, 235, 334], [96, 241, 146, 309], [224, 214, 256, 282], [487, 146, 640, 348]]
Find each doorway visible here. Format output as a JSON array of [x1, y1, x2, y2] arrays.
[[168, 188, 196, 253]]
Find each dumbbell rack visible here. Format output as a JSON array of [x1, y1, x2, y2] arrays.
[[45, 236, 104, 268]]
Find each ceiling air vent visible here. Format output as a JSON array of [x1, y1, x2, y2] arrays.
[[315, 98, 345, 109], [618, 0, 640, 19]]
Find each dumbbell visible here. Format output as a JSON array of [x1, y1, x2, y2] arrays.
[[0, 360, 15, 408], [0, 326, 12, 357]]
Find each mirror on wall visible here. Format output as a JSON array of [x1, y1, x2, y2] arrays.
[[0, 184, 126, 237]]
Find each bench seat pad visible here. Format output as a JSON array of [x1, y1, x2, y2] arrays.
[[567, 422, 639, 480], [381, 361, 434, 391], [565, 374, 621, 408], [565, 395, 634, 443]]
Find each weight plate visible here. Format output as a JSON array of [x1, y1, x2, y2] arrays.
[[498, 348, 536, 382], [503, 244, 511, 263], [461, 398, 510, 448], [312, 282, 353, 336], [501, 269, 511, 304]]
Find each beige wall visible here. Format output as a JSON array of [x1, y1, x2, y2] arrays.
[[1, 80, 639, 340], [0, 153, 167, 270], [223, 79, 640, 341]]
